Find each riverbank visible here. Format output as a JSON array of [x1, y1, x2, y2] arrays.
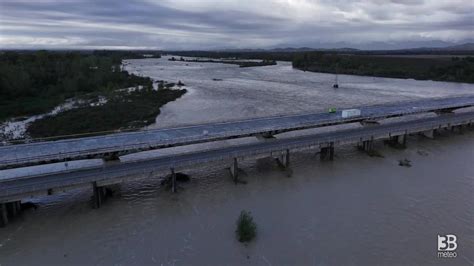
[[26, 87, 186, 139], [292, 54, 474, 83], [0, 51, 160, 122], [0, 51, 188, 141]]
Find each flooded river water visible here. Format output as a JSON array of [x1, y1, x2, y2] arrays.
[[0, 57, 473, 265]]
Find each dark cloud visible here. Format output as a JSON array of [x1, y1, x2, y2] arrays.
[[0, 0, 472, 49]]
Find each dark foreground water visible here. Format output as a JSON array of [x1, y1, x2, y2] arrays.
[[0, 58, 473, 265]]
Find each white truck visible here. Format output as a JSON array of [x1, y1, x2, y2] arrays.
[[341, 109, 361, 118]]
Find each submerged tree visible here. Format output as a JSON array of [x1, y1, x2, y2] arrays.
[[236, 210, 257, 242]]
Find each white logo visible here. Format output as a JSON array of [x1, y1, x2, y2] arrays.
[[438, 234, 457, 258], [438, 234, 457, 251]]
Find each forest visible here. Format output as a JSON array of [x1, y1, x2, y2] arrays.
[[27, 87, 186, 138], [0, 50, 156, 121], [292, 53, 474, 83]]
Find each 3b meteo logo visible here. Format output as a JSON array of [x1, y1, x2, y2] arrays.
[[437, 234, 457, 258]]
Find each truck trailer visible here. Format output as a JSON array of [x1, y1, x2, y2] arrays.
[[341, 109, 361, 118]]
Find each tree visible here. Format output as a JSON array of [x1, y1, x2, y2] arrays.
[[236, 210, 257, 242]]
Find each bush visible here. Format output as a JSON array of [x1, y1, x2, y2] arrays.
[[236, 210, 257, 242]]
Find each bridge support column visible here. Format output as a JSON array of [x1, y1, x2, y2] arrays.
[[0, 203, 8, 227], [92, 182, 106, 209], [397, 134, 407, 146], [320, 142, 334, 161], [7, 201, 20, 217], [359, 138, 374, 152], [230, 158, 238, 183], [277, 149, 290, 168], [422, 129, 435, 139], [170, 168, 177, 193], [389, 134, 407, 147]]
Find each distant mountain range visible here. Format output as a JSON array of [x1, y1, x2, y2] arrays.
[[219, 42, 474, 53], [407, 43, 474, 51]]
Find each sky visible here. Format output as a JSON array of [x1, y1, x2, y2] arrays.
[[0, 0, 472, 50]]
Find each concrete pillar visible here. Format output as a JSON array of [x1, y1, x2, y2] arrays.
[[7, 202, 18, 217], [329, 142, 335, 160], [92, 182, 103, 209], [170, 168, 177, 193], [397, 134, 407, 146], [321, 142, 335, 161], [0, 203, 8, 227], [277, 149, 290, 168], [15, 201, 21, 213], [230, 158, 238, 183], [422, 129, 434, 139], [390, 134, 407, 146], [360, 138, 374, 152]]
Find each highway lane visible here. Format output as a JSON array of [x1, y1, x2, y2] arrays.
[[1, 110, 473, 199], [1, 95, 474, 168]]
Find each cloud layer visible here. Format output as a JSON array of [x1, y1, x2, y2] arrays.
[[0, 0, 472, 50]]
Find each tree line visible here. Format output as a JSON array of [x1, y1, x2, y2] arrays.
[[292, 53, 474, 83], [0, 50, 155, 120]]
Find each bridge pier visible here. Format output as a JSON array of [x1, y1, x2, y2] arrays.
[[421, 129, 435, 139], [230, 158, 239, 183], [359, 138, 374, 152], [277, 149, 290, 168], [0, 203, 8, 227], [92, 182, 107, 209], [170, 168, 177, 193], [389, 134, 407, 147], [7, 201, 19, 217], [320, 142, 335, 161], [453, 125, 463, 134], [0, 201, 22, 227]]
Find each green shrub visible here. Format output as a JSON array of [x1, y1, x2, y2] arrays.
[[236, 210, 257, 242]]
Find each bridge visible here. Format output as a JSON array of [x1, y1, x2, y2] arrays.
[[1, 95, 474, 169], [1, 95, 474, 226]]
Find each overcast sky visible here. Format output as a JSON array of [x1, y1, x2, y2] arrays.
[[0, 0, 472, 50]]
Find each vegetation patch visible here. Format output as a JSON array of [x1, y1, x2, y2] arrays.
[[169, 56, 277, 68], [398, 158, 412, 167], [0, 50, 157, 121], [293, 53, 474, 83], [236, 210, 257, 243], [27, 88, 186, 138]]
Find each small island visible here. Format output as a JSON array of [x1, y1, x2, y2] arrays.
[[168, 56, 277, 68]]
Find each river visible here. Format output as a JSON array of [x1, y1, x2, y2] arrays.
[[0, 57, 473, 265]]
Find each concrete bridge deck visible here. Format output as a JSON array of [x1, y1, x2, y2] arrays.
[[1, 110, 473, 205], [2, 95, 474, 169]]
